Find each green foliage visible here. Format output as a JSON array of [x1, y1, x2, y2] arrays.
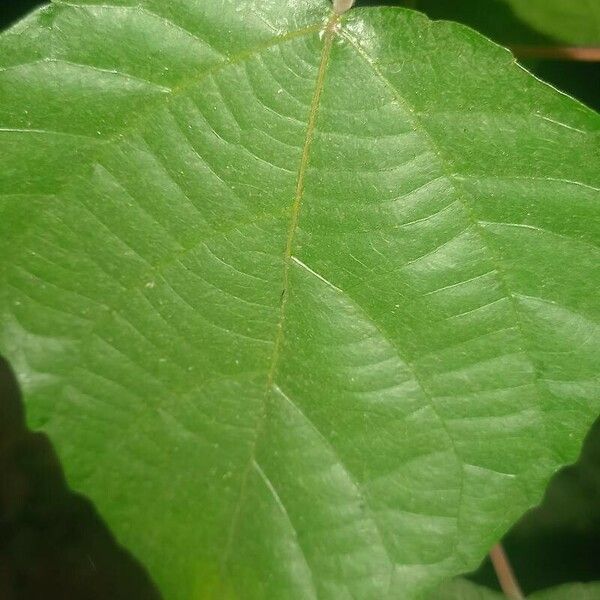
[[433, 579, 600, 600], [503, 0, 600, 45], [409, 0, 600, 45], [0, 1, 598, 598]]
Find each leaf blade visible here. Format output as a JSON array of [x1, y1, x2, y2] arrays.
[[1, 2, 599, 598]]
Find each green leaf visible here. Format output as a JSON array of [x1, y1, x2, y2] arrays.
[[502, 0, 600, 46], [532, 582, 600, 600], [414, 0, 600, 46], [432, 579, 600, 600], [1, 1, 599, 598], [430, 579, 504, 600]]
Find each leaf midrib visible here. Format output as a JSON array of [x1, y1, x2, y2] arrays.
[[218, 10, 341, 575]]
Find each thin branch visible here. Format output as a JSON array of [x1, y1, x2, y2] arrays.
[[510, 45, 600, 62], [490, 543, 525, 600]]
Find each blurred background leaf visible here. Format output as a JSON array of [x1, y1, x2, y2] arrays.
[[432, 579, 600, 599], [501, 0, 600, 46]]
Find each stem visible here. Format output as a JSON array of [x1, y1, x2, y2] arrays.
[[333, 0, 355, 14], [510, 46, 600, 62], [489, 543, 525, 600]]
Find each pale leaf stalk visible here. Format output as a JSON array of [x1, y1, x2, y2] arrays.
[[490, 543, 525, 600], [333, 0, 355, 14]]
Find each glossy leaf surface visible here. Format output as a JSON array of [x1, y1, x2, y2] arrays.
[[0, 1, 599, 598]]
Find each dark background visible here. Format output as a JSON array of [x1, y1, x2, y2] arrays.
[[0, 0, 44, 28], [1, 1, 599, 598]]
